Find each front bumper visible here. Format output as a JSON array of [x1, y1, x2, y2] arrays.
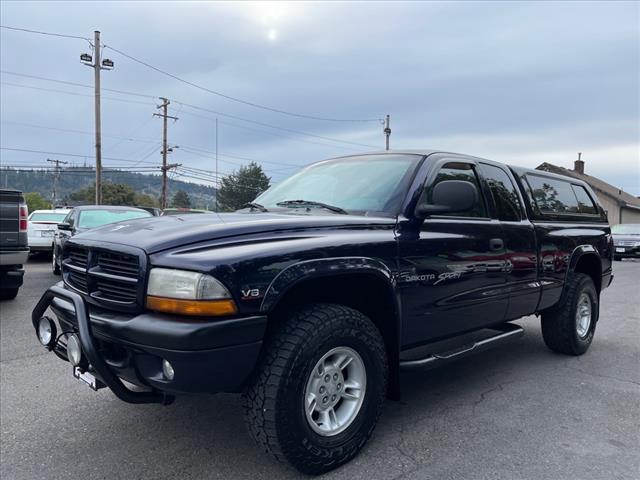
[[32, 284, 267, 404]]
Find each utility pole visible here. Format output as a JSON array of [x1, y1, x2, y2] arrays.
[[80, 31, 114, 205], [154, 97, 179, 209], [384, 114, 391, 150], [47, 158, 68, 206], [215, 118, 219, 212]]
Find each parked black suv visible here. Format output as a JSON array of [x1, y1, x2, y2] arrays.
[[33, 151, 613, 474], [1, 189, 29, 300]]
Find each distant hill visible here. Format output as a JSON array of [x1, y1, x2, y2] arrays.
[[0, 167, 216, 209]]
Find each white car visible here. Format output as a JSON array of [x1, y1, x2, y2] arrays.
[[27, 209, 71, 253]]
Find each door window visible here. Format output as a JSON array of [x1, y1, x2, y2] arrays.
[[427, 162, 487, 218], [480, 164, 522, 221]]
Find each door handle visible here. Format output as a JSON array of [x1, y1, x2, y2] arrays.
[[489, 238, 504, 251]]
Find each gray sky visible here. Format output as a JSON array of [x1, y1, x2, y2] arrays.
[[1, 1, 639, 194]]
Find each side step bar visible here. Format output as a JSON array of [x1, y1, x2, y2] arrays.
[[399, 323, 524, 371]]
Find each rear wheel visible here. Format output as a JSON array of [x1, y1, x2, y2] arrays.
[[243, 303, 388, 475], [541, 273, 598, 355], [613, 255, 622, 261]]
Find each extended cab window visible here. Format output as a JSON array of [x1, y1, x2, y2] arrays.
[[526, 175, 580, 215], [428, 162, 487, 218], [571, 185, 598, 214], [480, 164, 522, 221]]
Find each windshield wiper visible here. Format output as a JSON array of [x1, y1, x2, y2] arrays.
[[276, 199, 348, 214], [240, 202, 268, 212]]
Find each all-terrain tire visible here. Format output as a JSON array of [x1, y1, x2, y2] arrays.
[[243, 303, 388, 475], [541, 272, 598, 355]]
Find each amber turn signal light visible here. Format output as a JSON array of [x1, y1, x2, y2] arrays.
[[146, 296, 238, 316]]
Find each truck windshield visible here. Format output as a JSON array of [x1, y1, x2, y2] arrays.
[[255, 154, 421, 215], [77, 209, 151, 229]]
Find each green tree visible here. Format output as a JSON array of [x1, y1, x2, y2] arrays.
[[68, 182, 136, 205], [171, 190, 191, 208], [134, 193, 158, 207], [24, 192, 51, 212], [217, 162, 270, 211]]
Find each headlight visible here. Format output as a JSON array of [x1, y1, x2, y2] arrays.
[[146, 268, 237, 316]]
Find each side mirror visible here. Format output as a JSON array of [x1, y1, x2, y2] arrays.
[[415, 180, 478, 219], [57, 223, 72, 232]]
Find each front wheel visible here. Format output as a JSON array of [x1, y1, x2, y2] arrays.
[[243, 303, 388, 475], [541, 273, 598, 355]]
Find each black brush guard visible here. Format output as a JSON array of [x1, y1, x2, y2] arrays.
[[32, 285, 173, 405]]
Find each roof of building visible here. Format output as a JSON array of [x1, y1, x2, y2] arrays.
[[536, 162, 640, 210]]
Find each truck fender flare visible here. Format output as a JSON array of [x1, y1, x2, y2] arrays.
[[259, 256, 402, 399], [562, 244, 602, 297], [260, 256, 397, 312]]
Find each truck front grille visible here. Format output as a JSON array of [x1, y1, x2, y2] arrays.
[[62, 246, 144, 311], [67, 270, 88, 292], [68, 248, 89, 269], [97, 251, 139, 277]]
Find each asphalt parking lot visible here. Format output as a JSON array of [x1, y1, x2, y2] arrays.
[[1, 256, 638, 480]]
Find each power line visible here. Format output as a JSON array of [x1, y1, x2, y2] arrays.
[[1, 25, 384, 122], [0, 71, 156, 99], [1, 121, 157, 143], [1, 120, 305, 170], [103, 44, 382, 123], [0, 146, 161, 163], [0, 81, 156, 107], [0, 25, 90, 41], [0, 26, 383, 124], [175, 102, 379, 149], [1, 72, 380, 149]]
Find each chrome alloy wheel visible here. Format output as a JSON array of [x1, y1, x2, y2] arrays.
[[575, 292, 592, 338], [304, 346, 366, 437]]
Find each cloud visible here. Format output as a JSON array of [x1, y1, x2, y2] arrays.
[[1, 1, 638, 194]]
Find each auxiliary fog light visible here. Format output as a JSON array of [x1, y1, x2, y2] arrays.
[[37, 316, 57, 349], [162, 359, 175, 381], [66, 334, 83, 367]]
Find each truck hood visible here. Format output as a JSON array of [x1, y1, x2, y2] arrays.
[[73, 212, 395, 254]]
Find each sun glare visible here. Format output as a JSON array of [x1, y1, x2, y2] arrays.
[[239, 1, 298, 43]]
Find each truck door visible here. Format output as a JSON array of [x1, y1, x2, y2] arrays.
[[397, 158, 509, 348], [478, 163, 539, 319]]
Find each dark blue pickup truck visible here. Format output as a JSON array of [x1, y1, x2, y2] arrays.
[[33, 150, 613, 474]]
